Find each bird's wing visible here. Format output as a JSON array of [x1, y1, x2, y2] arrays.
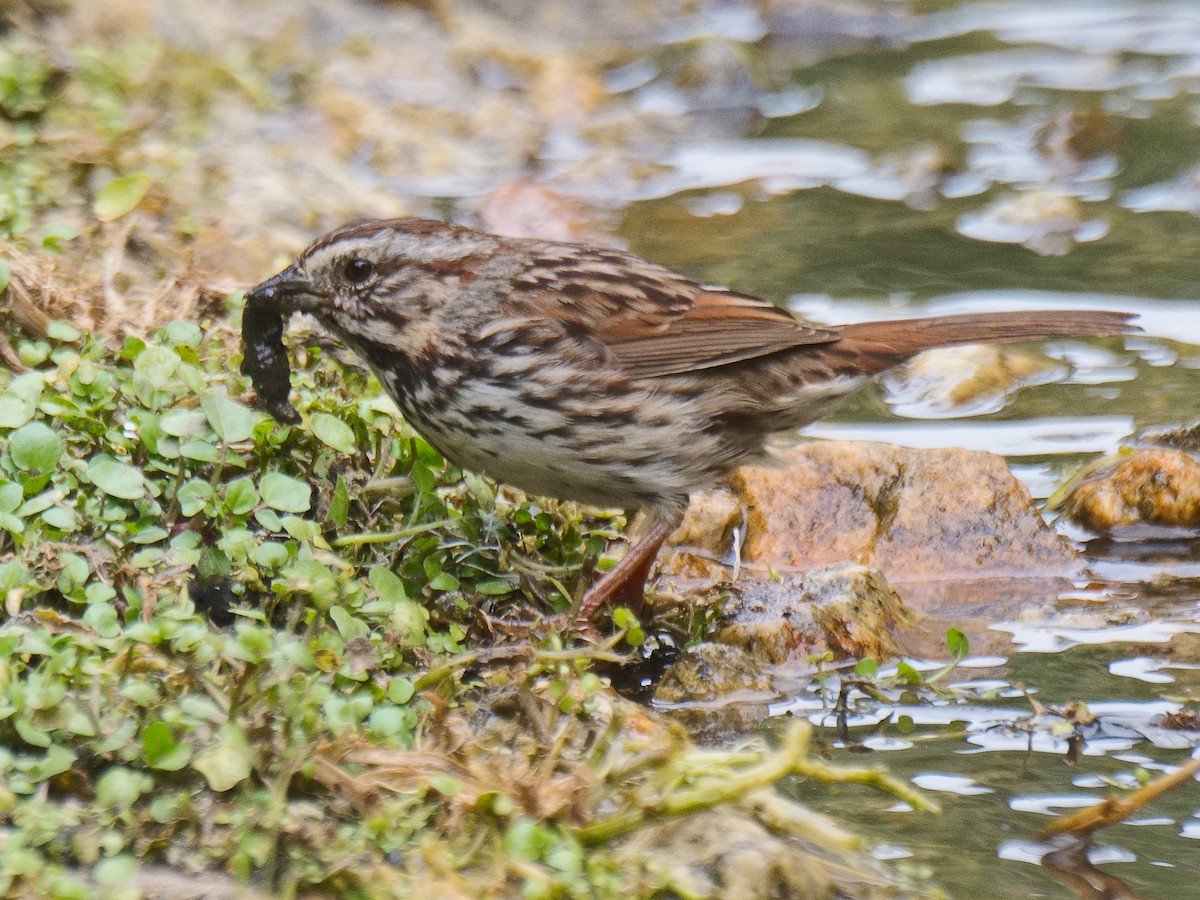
[[506, 244, 840, 379]]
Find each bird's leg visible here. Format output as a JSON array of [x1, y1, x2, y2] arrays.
[[574, 517, 678, 628]]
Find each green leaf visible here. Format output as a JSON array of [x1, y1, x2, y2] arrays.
[[221, 478, 258, 515], [330, 605, 369, 640], [946, 627, 970, 661], [31, 745, 76, 781], [390, 599, 429, 646], [9, 421, 62, 472], [88, 456, 147, 500], [201, 392, 255, 443], [141, 721, 191, 771], [159, 408, 206, 438], [0, 393, 35, 427], [93, 173, 151, 221], [253, 507, 282, 532], [46, 320, 81, 342], [193, 723, 253, 792], [895, 661, 923, 685], [854, 657, 878, 678], [94, 855, 137, 888], [6, 371, 45, 401], [260, 472, 311, 513], [41, 507, 78, 531], [57, 551, 89, 594], [612, 607, 644, 646], [422, 553, 457, 591], [282, 559, 338, 606], [369, 566, 407, 603], [253, 541, 288, 568], [427, 572, 460, 591], [330, 474, 349, 527], [130, 525, 169, 544], [473, 578, 517, 596], [411, 462, 436, 494], [15, 487, 57, 516], [180, 439, 219, 462], [311, 412, 356, 453], [40, 224, 79, 253], [96, 767, 148, 812], [165, 320, 202, 347], [368, 705, 408, 737], [388, 677, 415, 704], [0, 482, 20, 513], [428, 774, 462, 797], [177, 479, 213, 516]]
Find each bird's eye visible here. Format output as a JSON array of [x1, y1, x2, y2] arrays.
[[343, 258, 374, 284]]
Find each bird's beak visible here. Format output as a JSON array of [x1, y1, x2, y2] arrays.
[[243, 264, 316, 313]]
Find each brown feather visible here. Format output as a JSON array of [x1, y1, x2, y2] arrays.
[[597, 290, 839, 378], [507, 247, 840, 379], [830, 310, 1139, 375]]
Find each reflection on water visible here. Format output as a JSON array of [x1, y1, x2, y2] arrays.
[[621, 0, 1200, 895]]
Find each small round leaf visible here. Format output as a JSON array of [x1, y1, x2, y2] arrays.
[[311, 412, 356, 453], [201, 393, 255, 443], [88, 456, 148, 500], [260, 472, 311, 513], [193, 724, 253, 792], [9, 422, 62, 472], [94, 173, 151, 221]]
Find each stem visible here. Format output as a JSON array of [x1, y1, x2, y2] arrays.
[[576, 719, 938, 845], [332, 518, 459, 547], [1039, 754, 1200, 838]]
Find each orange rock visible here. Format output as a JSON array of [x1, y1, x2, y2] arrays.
[[1055, 447, 1200, 530], [731, 441, 1078, 578]]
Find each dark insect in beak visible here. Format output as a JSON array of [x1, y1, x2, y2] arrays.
[[240, 267, 311, 424]]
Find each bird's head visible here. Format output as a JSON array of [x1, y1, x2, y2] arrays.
[[243, 217, 489, 320], [240, 217, 494, 422]]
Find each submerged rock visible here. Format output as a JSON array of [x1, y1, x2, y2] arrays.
[[955, 190, 1107, 256], [655, 642, 774, 703], [654, 565, 911, 732], [618, 806, 905, 900], [653, 642, 775, 736], [1054, 445, 1200, 531], [881, 344, 1065, 418], [717, 562, 913, 665]]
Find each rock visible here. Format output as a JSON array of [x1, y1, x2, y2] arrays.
[[654, 489, 743, 590], [650, 441, 1080, 659], [717, 562, 913, 665], [653, 642, 774, 737], [1141, 421, 1200, 455], [670, 489, 741, 554], [955, 190, 1106, 256], [655, 642, 773, 702], [881, 344, 1064, 417], [1054, 446, 1200, 531], [618, 806, 903, 900], [731, 441, 1078, 578]]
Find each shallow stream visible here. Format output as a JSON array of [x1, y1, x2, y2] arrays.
[[620, 1, 1200, 894]]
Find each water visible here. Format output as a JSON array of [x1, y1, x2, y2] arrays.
[[620, 1, 1200, 894]]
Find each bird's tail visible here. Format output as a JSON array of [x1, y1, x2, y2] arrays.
[[832, 309, 1137, 375]]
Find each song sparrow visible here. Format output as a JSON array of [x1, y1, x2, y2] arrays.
[[241, 218, 1135, 627]]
